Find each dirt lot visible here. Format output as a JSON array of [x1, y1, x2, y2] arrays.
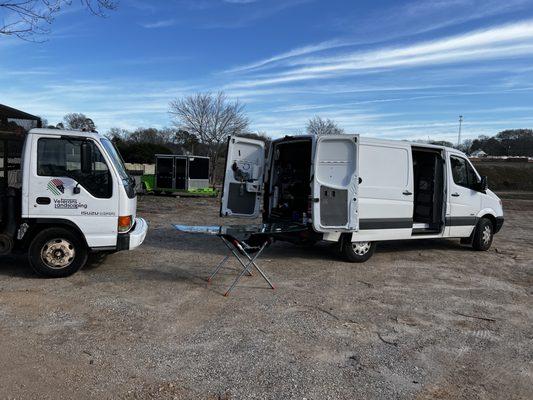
[[0, 195, 532, 399]]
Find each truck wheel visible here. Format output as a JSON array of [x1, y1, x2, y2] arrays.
[[342, 239, 376, 262], [28, 227, 88, 278], [472, 218, 494, 251]]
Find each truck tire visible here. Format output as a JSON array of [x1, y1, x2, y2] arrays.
[[28, 227, 88, 278], [342, 239, 376, 263], [472, 217, 494, 251]]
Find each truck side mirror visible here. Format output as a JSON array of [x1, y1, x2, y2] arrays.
[[81, 141, 93, 174], [479, 175, 488, 192]]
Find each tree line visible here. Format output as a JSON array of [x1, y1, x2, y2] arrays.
[[427, 129, 533, 157], [40, 92, 533, 185]]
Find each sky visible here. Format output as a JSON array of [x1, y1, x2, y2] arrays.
[[2, 0, 533, 142]]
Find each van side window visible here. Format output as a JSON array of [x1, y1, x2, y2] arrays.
[[37, 138, 112, 199], [450, 155, 478, 190]]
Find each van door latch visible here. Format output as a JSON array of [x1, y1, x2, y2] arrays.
[[402, 190, 412, 196]]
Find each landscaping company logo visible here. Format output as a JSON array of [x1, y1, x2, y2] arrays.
[[47, 179, 65, 196]]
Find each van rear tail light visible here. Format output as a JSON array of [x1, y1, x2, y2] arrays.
[[118, 215, 133, 233]]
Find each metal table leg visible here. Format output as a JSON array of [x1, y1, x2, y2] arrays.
[[224, 241, 274, 297], [207, 236, 253, 283]]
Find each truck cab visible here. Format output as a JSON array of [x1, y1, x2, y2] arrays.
[[0, 128, 147, 277]]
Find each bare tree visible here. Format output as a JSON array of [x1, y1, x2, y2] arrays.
[[0, 0, 117, 41], [169, 92, 249, 182], [306, 116, 345, 136], [63, 113, 96, 131]]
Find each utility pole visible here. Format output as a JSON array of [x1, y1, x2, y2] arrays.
[[457, 115, 463, 146]]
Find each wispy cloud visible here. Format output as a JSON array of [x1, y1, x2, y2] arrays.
[[201, 0, 313, 29], [227, 20, 533, 88], [141, 19, 176, 29], [331, 0, 531, 41], [223, 0, 260, 4], [223, 39, 354, 73]]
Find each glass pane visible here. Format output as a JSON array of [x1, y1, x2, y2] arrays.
[[37, 138, 112, 198], [451, 156, 468, 187]]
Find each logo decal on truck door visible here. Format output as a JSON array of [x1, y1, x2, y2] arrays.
[[47, 179, 65, 195]]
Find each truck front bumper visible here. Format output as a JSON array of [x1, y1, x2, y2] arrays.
[[117, 217, 148, 251]]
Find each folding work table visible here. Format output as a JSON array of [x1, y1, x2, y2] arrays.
[[172, 222, 308, 296]]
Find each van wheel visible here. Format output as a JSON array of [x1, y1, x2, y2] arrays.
[[28, 228, 88, 278], [472, 218, 494, 251], [342, 239, 376, 262]]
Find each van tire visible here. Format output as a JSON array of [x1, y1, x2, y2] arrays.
[[472, 217, 494, 251], [28, 227, 88, 278], [342, 238, 376, 263]]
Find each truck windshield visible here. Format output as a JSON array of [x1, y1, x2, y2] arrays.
[[101, 138, 129, 181]]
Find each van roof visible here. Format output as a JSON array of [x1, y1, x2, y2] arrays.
[[29, 128, 103, 140], [275, 134, 463, 154]]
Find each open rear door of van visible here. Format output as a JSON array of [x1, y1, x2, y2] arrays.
[[312, 134, 359, 232], [220, 136, 265, 218]]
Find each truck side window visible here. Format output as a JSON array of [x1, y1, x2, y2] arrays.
[[450, 155, 478, 191], [37, 138, 112, 199]]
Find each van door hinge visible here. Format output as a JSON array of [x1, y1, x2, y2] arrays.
[[313, 198, 319, 203]]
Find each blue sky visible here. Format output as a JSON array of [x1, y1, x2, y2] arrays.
[[2, 0, 533, 142]]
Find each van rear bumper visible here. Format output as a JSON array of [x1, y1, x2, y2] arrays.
[[117, 218, 148, 251]]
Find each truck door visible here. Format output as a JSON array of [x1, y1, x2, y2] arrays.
[[28, 135, 119, 247], [312, 135, 359, 232], [220, 136, 265, 218]]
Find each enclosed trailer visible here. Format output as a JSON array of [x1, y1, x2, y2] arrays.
[[219, 135, 504, 262], [153, 154, 210, 192]]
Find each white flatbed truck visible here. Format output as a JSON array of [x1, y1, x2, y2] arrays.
[[0, 128, 148, 277]]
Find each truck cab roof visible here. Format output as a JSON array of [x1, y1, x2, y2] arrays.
[[29, 128, 103, 140]]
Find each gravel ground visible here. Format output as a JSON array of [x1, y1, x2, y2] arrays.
[[0, 194, 532, 399]]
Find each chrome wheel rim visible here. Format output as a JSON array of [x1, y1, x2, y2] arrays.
[[482, 225, 492, 245], [351, 242, 371, 255], [41, 238, 75, 269]]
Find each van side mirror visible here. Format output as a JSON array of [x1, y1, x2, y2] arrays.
[[479, 176, 488, 192], [81, 141, 93, 174]]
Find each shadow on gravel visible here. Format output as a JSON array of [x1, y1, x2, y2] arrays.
[[151, 230, 470, 261], [131, 264, 271, 296], [0, 255, 35, 278], [376, 239, 470, 253]]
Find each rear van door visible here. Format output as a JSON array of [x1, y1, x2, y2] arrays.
[[220, 136, 265, 218], [312, 134, 359, 232]]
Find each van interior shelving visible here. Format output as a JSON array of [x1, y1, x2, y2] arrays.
[[266, 139, 312, 223], [411, 147, 445, 234]]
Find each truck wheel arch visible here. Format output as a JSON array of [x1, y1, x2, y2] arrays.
[[21, 219, 89, 250]]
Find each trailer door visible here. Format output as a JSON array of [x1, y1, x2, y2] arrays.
[[155, 156, 174, 190], [220, 136, 265, 218], [175, 157, 187, 190], [313, 135, 359, 232]]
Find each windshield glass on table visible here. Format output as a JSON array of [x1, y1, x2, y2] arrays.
[[101, 138, 130, 181]]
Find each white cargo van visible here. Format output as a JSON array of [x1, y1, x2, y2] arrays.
[[220, 135, 504, 262], [0, 128, 147, 277]]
